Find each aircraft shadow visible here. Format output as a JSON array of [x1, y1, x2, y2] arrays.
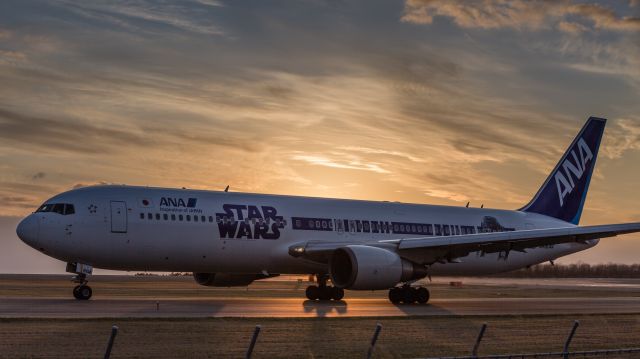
[[302, 300, 348, 317]]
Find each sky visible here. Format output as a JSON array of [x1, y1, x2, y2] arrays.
[[0, 0, 639, 273]]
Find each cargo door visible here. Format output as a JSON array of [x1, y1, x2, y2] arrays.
[[110, 201, 127, 233]]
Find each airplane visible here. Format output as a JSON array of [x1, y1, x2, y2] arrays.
[[16, 116, 640, 303]]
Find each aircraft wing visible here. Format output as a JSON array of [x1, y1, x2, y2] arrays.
[[289, 222, 640, 264]]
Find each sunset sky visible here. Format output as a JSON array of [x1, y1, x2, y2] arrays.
[[1, 0, 639, 273]]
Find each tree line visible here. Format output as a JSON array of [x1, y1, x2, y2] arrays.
[[496, 263, 640, 278]]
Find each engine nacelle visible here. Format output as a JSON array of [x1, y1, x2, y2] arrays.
[[329, 245, 428, 290], [193, 273, 263, 287]]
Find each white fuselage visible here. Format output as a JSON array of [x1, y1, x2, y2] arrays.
[[19, 185, 596, 276]]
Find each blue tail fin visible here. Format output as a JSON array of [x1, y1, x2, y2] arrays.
[[519, 117, 606, 224]]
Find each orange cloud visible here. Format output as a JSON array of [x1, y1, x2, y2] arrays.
[[402, 0, 640, 33]]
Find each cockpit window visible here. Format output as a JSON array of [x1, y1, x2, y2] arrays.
[[64, 204, 75, 215], [36, 203, 76, 215], [51, 204, 64, 214], [36, 204, 53, 212]]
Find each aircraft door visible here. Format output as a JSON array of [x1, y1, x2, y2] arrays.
[[110, 201, 127, 233]]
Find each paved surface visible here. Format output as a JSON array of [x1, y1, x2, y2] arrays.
[[2, 296, 640, 318]]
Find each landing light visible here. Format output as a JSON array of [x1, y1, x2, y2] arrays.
[[288, 246, 306, 257]]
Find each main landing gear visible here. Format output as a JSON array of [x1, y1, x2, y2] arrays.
[[388, 285, 430, 304], [305, 274, 344, 301], [67, 262, 93, 300]]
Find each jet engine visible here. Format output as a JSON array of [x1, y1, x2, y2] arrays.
[[329, 245, 428, 290], [193, 273, 274, 287]]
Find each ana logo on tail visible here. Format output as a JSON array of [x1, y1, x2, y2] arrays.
[[554, 137, 593, 207]]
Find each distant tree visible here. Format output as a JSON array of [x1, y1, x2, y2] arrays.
[[494, 263, 640, 278]]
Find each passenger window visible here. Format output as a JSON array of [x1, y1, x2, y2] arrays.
[[147, 213, 152, 220], [171, 214, 176, 221], [186, 215, 191, 222], [64, 204, 75, 215], [194, 215, 198, 222], [140, 213, 144, 219], [179, 215, 183, 221], [209, 216, 213, 222], [163, 214, 168, 220], [202, 216, 206, 222], [156, 213, 160, 220]]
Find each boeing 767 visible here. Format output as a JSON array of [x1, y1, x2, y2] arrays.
[[16, 116, 640, 303]]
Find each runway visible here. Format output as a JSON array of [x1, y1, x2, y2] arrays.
[[3, 296, 640, 318]]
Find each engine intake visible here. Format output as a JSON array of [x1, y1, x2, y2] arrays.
[[329, 245, 428, 290]]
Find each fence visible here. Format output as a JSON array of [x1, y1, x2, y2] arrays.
[[101, 320, 640, 358]]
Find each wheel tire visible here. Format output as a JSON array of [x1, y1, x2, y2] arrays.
[[416, 287, 430, 304], [401, 287, 416, 304], [78, 285, 92, 300], [305, 285, 319, 300], [318, 286, 331, 301], [388, 287, 401, 304], [331, 287, 345, 301], [73, 285, 81, 300]]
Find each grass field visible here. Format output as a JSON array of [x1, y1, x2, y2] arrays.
[[2, 275, 640, 358], [1, 315, 640, 358]]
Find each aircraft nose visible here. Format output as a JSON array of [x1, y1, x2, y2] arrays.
[[17, 215, 39, 247]]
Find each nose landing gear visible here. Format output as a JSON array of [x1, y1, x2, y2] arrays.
[[72, 282, 92, 300], [388, 285, 430, 304], [66, 262, 93, 300], [305, 274, 345, 301]]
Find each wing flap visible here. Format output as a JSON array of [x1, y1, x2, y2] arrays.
[[393, 222, 640, 251]]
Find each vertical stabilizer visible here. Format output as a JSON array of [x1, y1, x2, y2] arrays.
[[520, 117, 606, 224]]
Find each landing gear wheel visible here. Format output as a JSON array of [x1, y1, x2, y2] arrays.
[[318, 286, 332, 301], [331, 287, 345, 301], [388, 286, 429, 304], [416, 287, 430, 304], [388, 287, 401, 304], [401, 286, 416, 304], [305, 285, 319, 300], [73, 285, 92, 300]]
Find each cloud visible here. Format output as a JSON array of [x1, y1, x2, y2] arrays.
[[423, 189, 468, 202], [558, 21, 590, 34], [0, 108, 149, 154], [291, 154, 391, 174], [402, 0, 640, 33], [0, 29, 11, 39], [602, 118, 640, 159], [338, 146, 426, 163], [0, 196, 38, 209], [0, 107, 261, 156], [56, 0, 225, 36], [0, 50, 26, 65]]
